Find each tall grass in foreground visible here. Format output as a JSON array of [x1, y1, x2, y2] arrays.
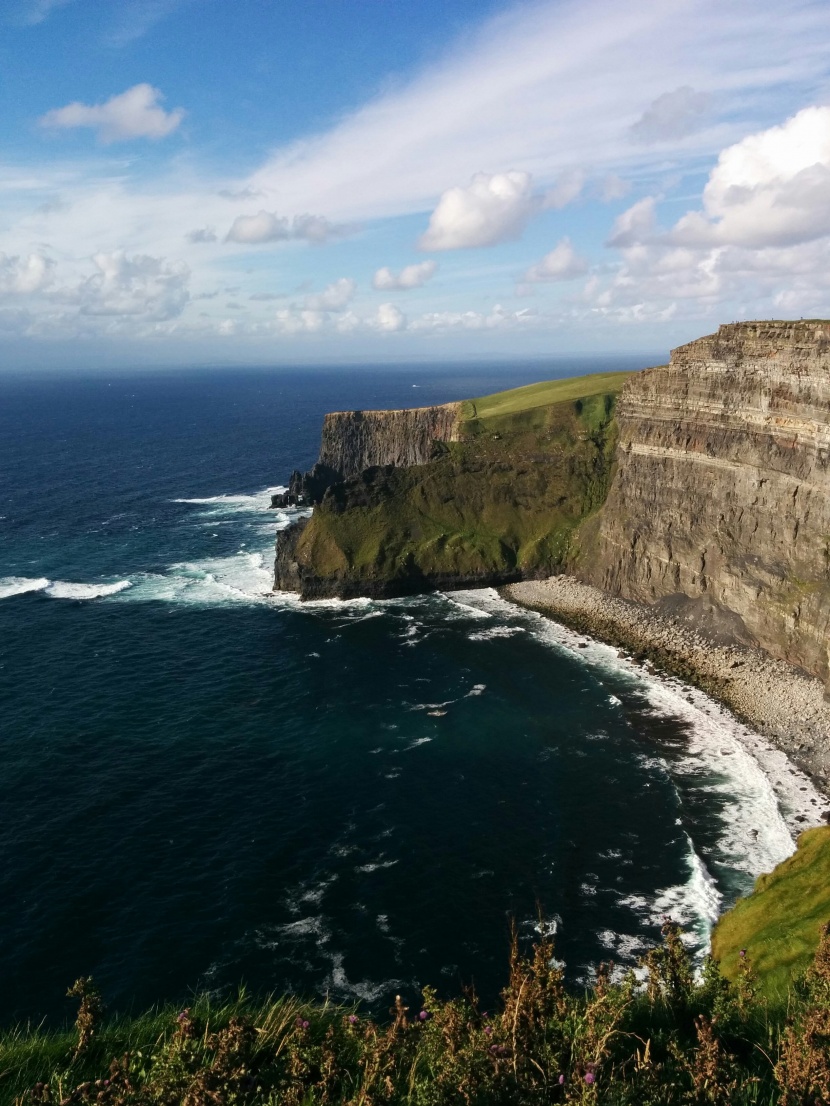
[[3, 920, 830, 1106]]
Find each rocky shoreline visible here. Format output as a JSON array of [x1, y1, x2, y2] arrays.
[[502, 576, 830, 796]]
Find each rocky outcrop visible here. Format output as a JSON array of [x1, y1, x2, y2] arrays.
[[272, 403, 461, 507], [584, 321, 830, 685]]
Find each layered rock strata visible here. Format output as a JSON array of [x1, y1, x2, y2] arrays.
[[273, 403, 461, 507], [584, 321, 830, 685]]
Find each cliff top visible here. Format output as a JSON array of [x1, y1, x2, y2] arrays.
[[461, 370, 633, 422], [673, 319, 830, 362]]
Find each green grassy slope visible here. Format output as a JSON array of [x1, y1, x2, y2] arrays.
[[461, 370, 633, 422], [290, 372, 631, 596], [711, 826, 830, 1001]]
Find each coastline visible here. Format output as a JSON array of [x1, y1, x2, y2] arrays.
[[502, 576, 830, 799]]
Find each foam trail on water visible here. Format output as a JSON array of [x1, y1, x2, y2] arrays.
[[0, 576, 50, 600], [0, 577, 133, 601], [45, 580, 133, 600]]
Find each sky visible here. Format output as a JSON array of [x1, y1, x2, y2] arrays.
[[2, 0, 830, 368]]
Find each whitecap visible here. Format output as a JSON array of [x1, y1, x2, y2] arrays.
[[0, 576, 49, 599], [45, 579, 132, 600], [355, 859, 399, 873]]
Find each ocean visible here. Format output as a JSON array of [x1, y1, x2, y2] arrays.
[[0, 360, 818, 1026]]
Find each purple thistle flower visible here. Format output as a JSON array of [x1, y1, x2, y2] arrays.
[[740, 949, 747, 958], [348, 1014, 358, 1025], [483, 1026, 493, 1036], [419, 1010, 429, 1021], [177, 1010, 189, 1023], [585, 1072, 596, 1085], [558, 1074, 565, 1085], [302, 1020, 310, 1030]]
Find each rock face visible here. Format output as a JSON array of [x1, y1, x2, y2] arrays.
[[585, 321, 830, 684], [272, 404, 461, 507], [317, 404, 462, 477]]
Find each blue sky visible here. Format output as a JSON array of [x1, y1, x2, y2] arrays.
[[2, 0, 830, 367]]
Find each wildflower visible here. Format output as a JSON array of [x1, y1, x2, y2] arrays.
[[348, 1014, 358, 1025], [558, 1074, 565, 1084], [740, 949, 747, 958], [418, 1010, 429, 1021], [585, 1072, 596, 1084], [302, 1020, 310, 1030], [483, 1025, 493, 1036], [177, 1010, 189, 1023], [489, 1044, 499, 1055]]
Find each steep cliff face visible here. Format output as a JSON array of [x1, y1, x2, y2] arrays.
[[317, 403, 462, 478], [584, 321, 830, 682], [273, 403, 461, 507]]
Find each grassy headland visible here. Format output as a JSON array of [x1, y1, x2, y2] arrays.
[[286, 371, 632, 597]]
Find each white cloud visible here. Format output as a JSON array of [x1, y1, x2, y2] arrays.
[[73, 251, 190, 319], [671, 105, 830, 248], [373, 260, 437, 290], [543, 169, 584, 210], [186, 226, 217, 244], [370, 303, 407, 331], [274, 308, 327, 334], [523, 238, 589, 282], [0, 252, 53, 294], [39, 84, 185, 143], [419, 172, 537, 251], [409, 304, 536, 331], [606, 196, 657, 247], [304, 277, 356, 310], [103, 0, 194, 47], [630, 87, 710, 144], [226, 211, 290, 244], [225, 210, 347, 245]]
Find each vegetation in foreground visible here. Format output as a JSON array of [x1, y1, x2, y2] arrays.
[[5, 918, 830, 1106], [712, 825, 830, 1003]]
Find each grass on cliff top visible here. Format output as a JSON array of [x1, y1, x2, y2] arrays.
[[711, 825, 830, 1002], [461, 370, 632, 423]]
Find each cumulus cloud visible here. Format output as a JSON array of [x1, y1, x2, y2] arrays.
[[186, 226, 217, 244], [670, 105, 830, 249], [630, 87, 710, 144], [0, 252, 54, 294], [606, 196, 658, 247], [225, 210, 347, 245], [372, 260, 437, 290], [304, 277, 356, 310], [73, 251, 190, 319], [274, 308, 326, 334], [419, 172, 537, 251], [543, 169, 585, 210], [39, 84, 185, 143], [370, 303, 407, 331], [523, 238, 589, 283]]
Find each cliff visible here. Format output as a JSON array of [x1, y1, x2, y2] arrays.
[[584, 321, 830, 684], [273, 373, 631, 598], [273, 403, 461, 507]]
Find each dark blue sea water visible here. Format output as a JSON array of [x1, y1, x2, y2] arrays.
[[0, 360, 807, 1027]]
